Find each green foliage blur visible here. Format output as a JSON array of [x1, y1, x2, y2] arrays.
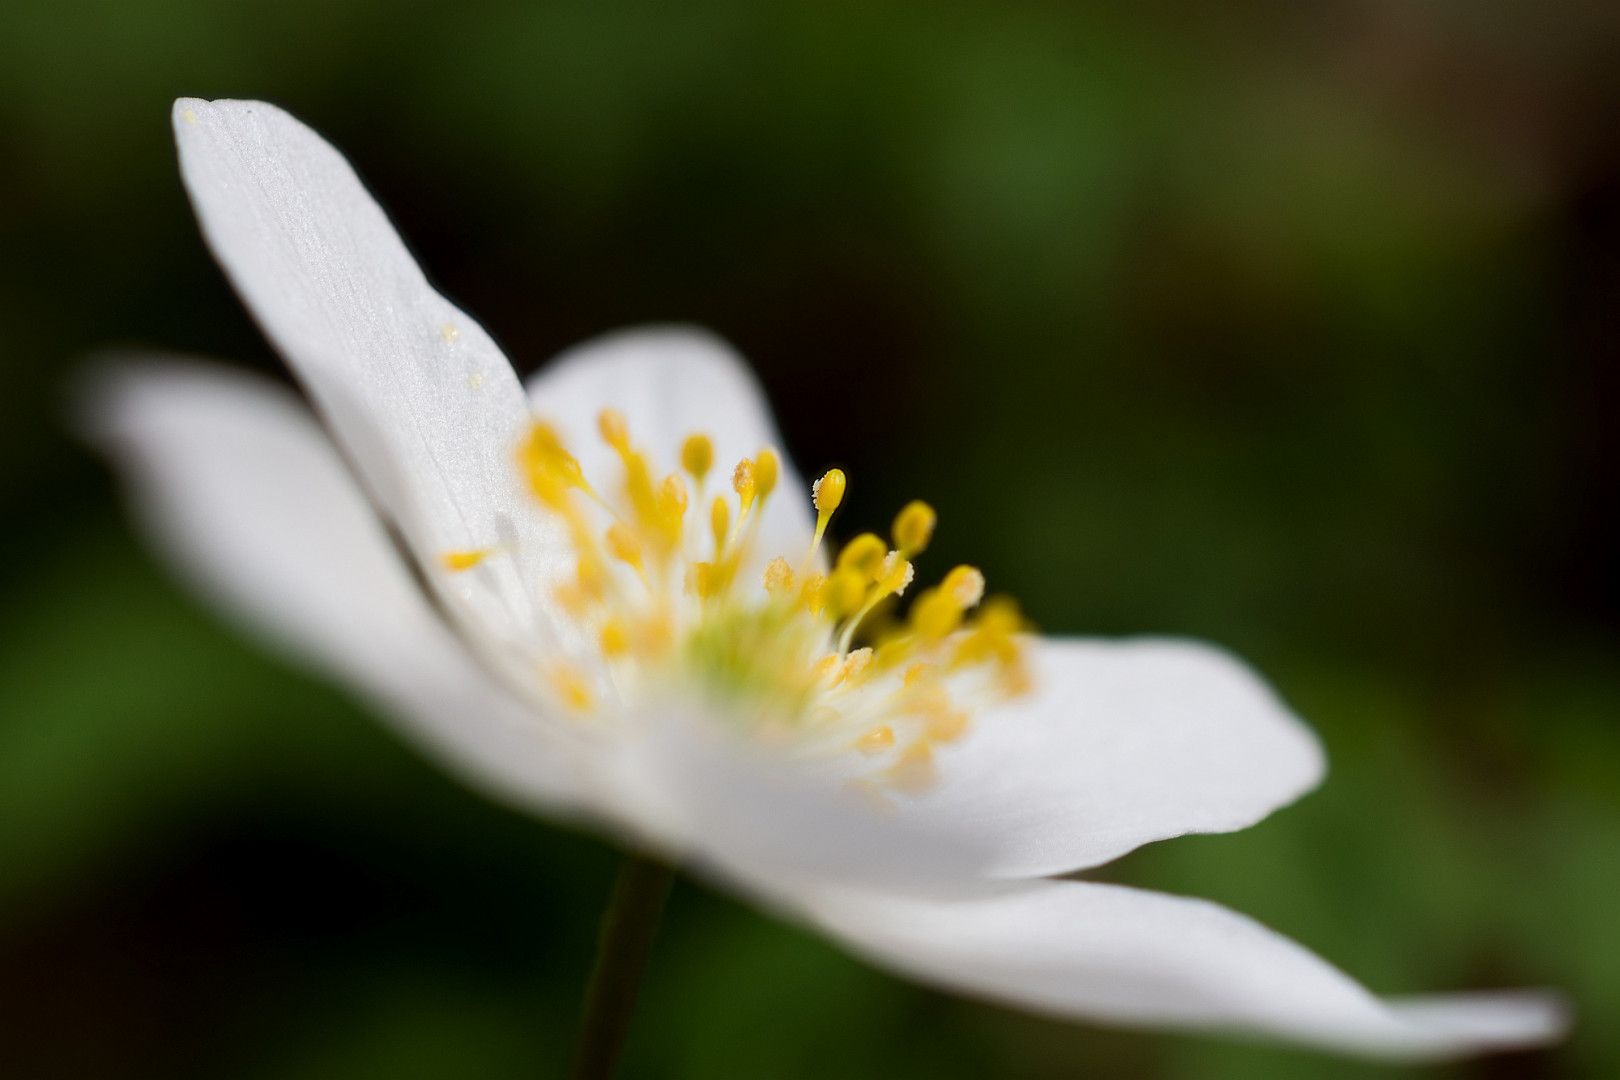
[[2, 1, 1617, 1077]]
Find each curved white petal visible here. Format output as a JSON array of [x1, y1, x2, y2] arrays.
[[81, 358, 592, 815], [797, 878, 1568, 1060], [526, 326, 816, 567], [171, 98, 568, 667], [910, 637, 1326, 877]]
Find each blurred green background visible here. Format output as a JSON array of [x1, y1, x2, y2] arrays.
[[2, 1, 1617, 1077]]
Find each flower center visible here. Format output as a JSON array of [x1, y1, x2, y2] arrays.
[[445, 410, 1029, 796]]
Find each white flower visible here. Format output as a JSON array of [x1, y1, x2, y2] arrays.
[[84, 98, 1566, 1061]]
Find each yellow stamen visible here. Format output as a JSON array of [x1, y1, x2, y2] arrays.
[[441, 548, 492, 572], [519, 422, 589, 507], [813, 468, 846, 515], [903, 661, 935, 686], [953, 596, 1024, 667], [607, 522, 643, 570], [822, 568, 868, 620], [754, 448, 780, 503], [548, 663, 594, 712], [600, 619, 631, 658], [925, 709, 969, 743], [942, 565, 985, 608], [733, 457, 757, 516], [877, 552, 914, 596], [892, 500, 937, 558], [911, 587, 963, 642], [763, 556, 795, 597], [841, 647, 875, 686], [657, 473, 689, 550], [800, 572, 827, 616], [681, 434, 713, 483], [854, 726, 895, 755], [508, 400, 1029, 780], [886, 741, 936, 794], [577, 554, 609, 599], [689, 561, 719, 599], [597, 408, 631, 451], [621, 450, 660, 530], [837, 553, 912, 655], [910, 565, 984, 643], [809, 468, 845, 558], [710, 496, 730, 557], [836, 533, 887, 580], [553, 582, 594, 615]]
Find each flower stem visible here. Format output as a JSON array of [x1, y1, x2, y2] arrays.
[[567, 852, 675, 1080]]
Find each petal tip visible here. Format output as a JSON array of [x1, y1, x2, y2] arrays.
[[1384, 989, 1572, 1058], [171, 97, 211, 132]]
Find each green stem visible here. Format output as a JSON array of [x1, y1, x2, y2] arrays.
[[567, 852, 675, 1080]]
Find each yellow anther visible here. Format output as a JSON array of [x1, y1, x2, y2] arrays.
[[907, 682, 952, 717], [842, 647, 875, 685], [660, 473, 690, 514], [800, 572, 827, 616], [621, 449, 660, 528], [809, 468, 846, 557], [892, 500, 937, 557], [600, 619, 631, 658], [1000, 659, 1034, 697], [925, 709, 969, 743], [441, 549, 491, 572], [763, 556, 796, 596], [732, 457, 757, 513], [837, 553, 912, 656], [520, 422, 587, 506], [681, 434, 713, 483], [877, 552, 915, 596], [942, 565, 985, 608], [754, 448, 780, 502], [689, 561, 718, 599], [910, 565, 984, 643], [577, 554, 609, 598], [836, 533, 887, 579], [606, 522, 643, 569], [597, 408, 631, 451], [813, 468, 846, 515], [710, 495, 730, 556], [855, 726, 896, 756], [553, 582, 594, 615], [911, 587, 963, 642], [811, 654, 842, 682], [822, 568, 869, 620], [657, 473, 689, 547], [548, 663, 593, 712], [639, 614, 675, 657], [887, 741, 937, 794], [954, 596, 1025, 668], [903, 662, 936, 686]]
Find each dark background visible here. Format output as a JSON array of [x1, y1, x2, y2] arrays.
[[2, 1, 1618, 1077]]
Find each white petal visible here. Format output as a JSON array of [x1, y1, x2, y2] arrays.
[[909, 637, 1326, 877], [171, 98, 568, 666], [596, 704, 999, 895], [81, 359, 592, 815], [526, 326, 816, 565], [797, 878, 1568, 1060]]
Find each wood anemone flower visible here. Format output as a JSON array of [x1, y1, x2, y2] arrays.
[[83, 98, 1567, 1062]]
